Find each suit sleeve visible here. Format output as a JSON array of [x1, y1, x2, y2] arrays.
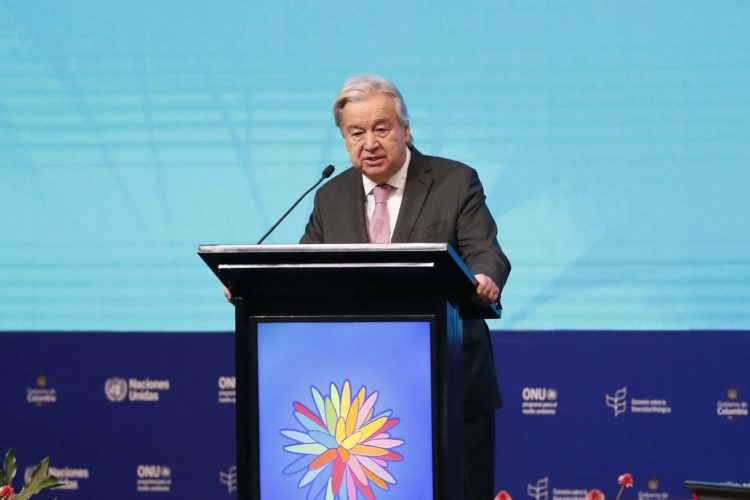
[[456, 168, 511, 296]]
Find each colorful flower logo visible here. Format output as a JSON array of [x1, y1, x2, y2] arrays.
[[281, 380, 404, 499]]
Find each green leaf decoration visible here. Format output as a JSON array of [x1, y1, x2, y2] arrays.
[[3, 448, 17, 487], [15, 457, 64, 500]]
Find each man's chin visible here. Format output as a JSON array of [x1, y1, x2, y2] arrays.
[[363, 169, 391, 183]]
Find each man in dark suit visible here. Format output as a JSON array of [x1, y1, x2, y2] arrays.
[[300, 75, 511, 499]]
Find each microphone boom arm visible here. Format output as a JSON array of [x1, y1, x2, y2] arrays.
[[256, 165, 335, 244]]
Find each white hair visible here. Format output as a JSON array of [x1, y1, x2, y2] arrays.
[[333, 74, 412, 144]]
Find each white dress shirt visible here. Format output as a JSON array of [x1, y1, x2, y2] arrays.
[[362, 148, 411, 240]]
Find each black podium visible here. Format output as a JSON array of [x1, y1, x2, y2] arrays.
[[199, 243, 499, 500]]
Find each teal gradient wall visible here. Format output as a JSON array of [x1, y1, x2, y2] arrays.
[[2, 0, 749, 331]]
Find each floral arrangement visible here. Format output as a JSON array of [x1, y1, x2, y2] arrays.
[[585, 473, 634, 500], [586, 489, 605, 500], [615, 473, 634, 500], [1, 450, 63, 500]]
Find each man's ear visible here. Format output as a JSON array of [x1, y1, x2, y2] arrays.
[[404, 122, 411, 145]]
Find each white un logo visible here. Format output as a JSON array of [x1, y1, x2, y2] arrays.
[[606, 386, 628, 417], [105, 377, 128, 402]]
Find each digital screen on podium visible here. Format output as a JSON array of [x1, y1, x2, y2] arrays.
[[256, 320, 433, 499]]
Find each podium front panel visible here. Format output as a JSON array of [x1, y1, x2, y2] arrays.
[[250, 318, 435, 499]]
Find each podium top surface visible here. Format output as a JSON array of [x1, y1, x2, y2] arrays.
[[198, 243, 500, 319], [199, 242, 450, 254], [685, 481, 750, 500], [198, 243, 465, 267]]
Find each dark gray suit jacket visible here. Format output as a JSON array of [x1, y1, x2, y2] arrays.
[[300, 147, 510, 418]]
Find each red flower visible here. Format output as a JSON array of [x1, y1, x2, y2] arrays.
[[586, 489, 605, 500], [495, 491, 512, 500], [0, 485, 14, 500], [618, 473, 634, 488]]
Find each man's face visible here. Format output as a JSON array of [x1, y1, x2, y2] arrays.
[[340, 92, 411, 184]]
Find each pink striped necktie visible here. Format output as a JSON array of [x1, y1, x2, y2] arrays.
[[368, 184, 393, 244]]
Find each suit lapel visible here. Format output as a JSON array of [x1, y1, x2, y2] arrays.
[[392, 148, 433, 243]]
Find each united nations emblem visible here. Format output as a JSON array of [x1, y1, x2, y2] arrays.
[[105, 377, 128, 402]]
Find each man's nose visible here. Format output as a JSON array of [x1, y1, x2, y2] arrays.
[[363, 132, 379, 150]]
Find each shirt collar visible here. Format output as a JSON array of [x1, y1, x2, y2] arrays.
[[362, 148, 411, 195]]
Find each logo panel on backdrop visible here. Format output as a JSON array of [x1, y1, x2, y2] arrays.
[[606, 386, 672, 417], [522, 387, 559, 416], [136, 465, 172, 493], [24, 465, 90, 491], [218, 375, 236, 404], [26, 374, 58, 405], [104, 376, 171, 403], [717, 386, 748, 419]]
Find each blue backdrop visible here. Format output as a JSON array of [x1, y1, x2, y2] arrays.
[[3, 1, 750, 498], [3, 330, 749, 498], [1, 0, 749, 331]]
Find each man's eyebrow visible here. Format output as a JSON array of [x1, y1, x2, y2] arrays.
[[346, 119, 390, 132]]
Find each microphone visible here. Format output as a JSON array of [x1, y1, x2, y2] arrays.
[[256, 164, 335, 244]]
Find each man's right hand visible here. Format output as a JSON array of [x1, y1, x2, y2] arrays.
[[223, 286, 234, 304], [474, 273, 500, 306]]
